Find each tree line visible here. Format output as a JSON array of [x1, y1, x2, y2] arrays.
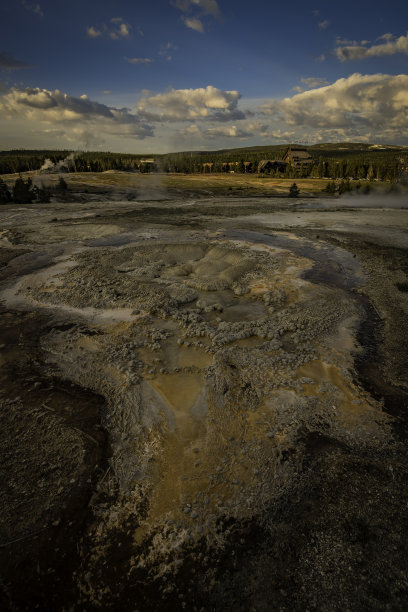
[[0, 147, 406, 181], [0, 176, 68, 204]]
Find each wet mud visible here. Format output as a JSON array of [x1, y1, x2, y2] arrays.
[[0, 195, 407, 610]]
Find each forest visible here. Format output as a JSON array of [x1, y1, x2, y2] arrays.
[[0, 144, 407, 181]]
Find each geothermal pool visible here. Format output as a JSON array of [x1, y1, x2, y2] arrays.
[[1, 196, 408, 610]]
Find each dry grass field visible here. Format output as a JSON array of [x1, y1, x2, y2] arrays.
[[0, 170, 342, 197]]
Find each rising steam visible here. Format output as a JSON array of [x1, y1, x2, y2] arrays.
[[40, 153, 77, 173]]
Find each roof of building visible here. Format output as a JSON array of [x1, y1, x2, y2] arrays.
[[258, 159, 288, 172], [284, 147, 313, 162]]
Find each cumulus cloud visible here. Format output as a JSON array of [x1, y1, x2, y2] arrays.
[[86, 26, 103, 38], [184, 17, 204, 32], [203, 125, 250, 138], [179, 120, 270, 140], [86, 18, 133, 40], [125, 57, 154, 64], [293, 77, 330, 92], [0, 52, 32, 71], [172, 0, 221, 32], [137, 85, 244, 121], [301, 77, 329, 88], [179, 119, 297, 144], [378, 32, 394, 42], [0, 85, 154, 146], [335, 32, 408, 61], [110, 20, 131, 40], [260, 73, 408, 142], [5, 73, 408, 150]]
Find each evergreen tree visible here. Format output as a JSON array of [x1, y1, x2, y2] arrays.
[[0, 178, 11, 204], [289, 182, 300, 198], [58, 176, 68, 191], [338, 179, 351, 195], [32, 183, 51, 203], [324, 181, 336, 194], [12, 177, 34, 203]]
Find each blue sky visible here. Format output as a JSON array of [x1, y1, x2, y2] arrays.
[[1, 0, 408, 152]]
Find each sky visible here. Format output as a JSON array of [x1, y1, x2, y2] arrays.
[[0, 0, 408, 152]]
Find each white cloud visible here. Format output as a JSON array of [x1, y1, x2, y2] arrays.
[[86, 26, 103, 39], [318, 20, 329, 30], [378, 32, 395, 42], [103, 90, 112, 95], [86, 18, 134, 40], [0, 86, 154, 146], [315, 54, 325, 62], [125, 57, 154, 64], [172, 0, 221, 17], [4, 74, 408, 151], [292, 77, 329, 93], [195, 0, 221, 17], [137, 85, 244, 121], [179, 120, 270, 141], [172, 0, 221, 32], [204, 125, 250, 138], [335, 32, 408, 61], [184, 17, 204, 32], [260, 73, 408, 142], [110, 20, 131, 40], [301, 77, 329, 88], [268, 129, 297, 141]]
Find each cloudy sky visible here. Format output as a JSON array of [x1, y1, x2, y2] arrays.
[[1, 0, 408, 152]]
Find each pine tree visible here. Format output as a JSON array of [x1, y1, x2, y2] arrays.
[[0, 178, 11, 204], [12, 177, 34, 203], [324, 181, 336, 195], [289, 182, 300, 198], [58, 176, 68, 191], [338, 179, 351, 195], [32, 183, 51, 203]]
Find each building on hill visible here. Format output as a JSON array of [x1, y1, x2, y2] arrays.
[[283, 147, 313, 171], [257, 159, 288, 174], [138, 158, 155, 169]]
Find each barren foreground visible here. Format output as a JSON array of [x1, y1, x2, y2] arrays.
[[1, 181, 408, 610]]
